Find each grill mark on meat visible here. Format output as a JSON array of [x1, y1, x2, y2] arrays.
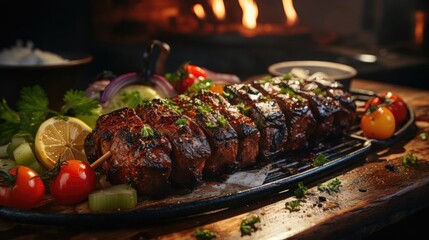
[[107, 125, 172, 197], [135, 99, 211, 189], [224, 84, 288, 160], [194, 91, 260, 168], [172, 95, 239, 177]]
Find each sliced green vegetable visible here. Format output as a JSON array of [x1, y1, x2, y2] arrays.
[[7, 134, 30, 158], [88, 184, 138, 212], [13, 142, 37, 167]]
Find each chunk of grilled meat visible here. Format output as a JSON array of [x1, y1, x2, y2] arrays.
[[223, 84, 288, 160], [252, 78, 316, 150], [172, 95, 239, 177], [194, 91, 260, 168], [279, 77, 350, 139], [84, 108, 173, 197], [135, 99, 211, 188], [304, 77, 357, 135], [84, 107, 146, 163], [106, 125, 172, 197]]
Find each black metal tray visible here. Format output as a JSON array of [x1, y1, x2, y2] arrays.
[[0, 89, 418, 226]]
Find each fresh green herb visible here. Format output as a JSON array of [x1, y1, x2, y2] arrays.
[[206, 122, 217, 128], [280, 87, 295, 96], [61, 90, 100, 116], [420, 132, 428, 140], [194, 229, 218, 240], [402, 153, 418, 168], [141, 125, 154, 138], [313, 154, 329, 167], [294, 181, 308, 198], [186, 79, 213, 95], [285, 200, 301, 212], [240, 215, 261, 236], [217, 115, 228, 127], [197, 105, 212, 115], [159, 98, 183, 114], [175, 118, 189, 127], [120, 91, 143, 109], [317, 178, 342, 194], [259, 75, 273, 84], [236, 103, 251, 115]]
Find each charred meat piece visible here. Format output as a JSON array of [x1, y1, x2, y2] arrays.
[[252, 78, 316, 151], [305, 77, 357, 135], [135, 99, 211, 189], [195, 91, 260, 168], [172, 95, 239, 177], [106, 125, 172, 197], [280, 77, 348, 139], [223, 84, 288, 160], [84, 107, 145, 163]]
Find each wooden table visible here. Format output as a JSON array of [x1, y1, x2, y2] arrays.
[[1, 79, 428, 240]]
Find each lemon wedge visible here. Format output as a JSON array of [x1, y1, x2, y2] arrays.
[[35, 116, 92, 169]]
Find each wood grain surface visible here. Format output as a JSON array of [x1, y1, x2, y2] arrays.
[[0, 79, 428, 240]]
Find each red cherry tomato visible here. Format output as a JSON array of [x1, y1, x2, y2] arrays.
[[49, 160, 96, 205], [364, 92, 408, 127], [170, 64, 208, 94], [0, 166, 45, 210], [360, 106, 396, 140]]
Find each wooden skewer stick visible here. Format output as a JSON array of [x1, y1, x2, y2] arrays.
[[90, 151, 112, 169]]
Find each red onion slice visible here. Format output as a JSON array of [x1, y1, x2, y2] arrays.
[[151, 74, 177, 98], [100, 72, 142, 105]]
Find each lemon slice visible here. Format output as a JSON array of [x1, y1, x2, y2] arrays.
[[35, 116, 92, 169]]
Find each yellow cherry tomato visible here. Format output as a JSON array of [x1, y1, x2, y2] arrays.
[[360, 106, 396, 140]]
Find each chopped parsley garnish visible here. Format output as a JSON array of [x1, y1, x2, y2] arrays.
[[175, 118, 189, 127], [279, 87, 303, 101], [285, 200, 301, 212], [402, 153, 418, 168], [294, 181, 308, 198], [141, 125, 154, 138], [222, 90, 233, 99], [197, 105, 212, 115], [217, 115, 228, 127], [317, 178, 342, 194], [194, 229, 218, 240], [159, 98, 183, 114], [206, 122, 217, 128], [313, 88, 327, 97], [313, 154, 329, 167], [240, 215, 261, 236], [236, 103, 251, 115], [420, 132, 428, 140]]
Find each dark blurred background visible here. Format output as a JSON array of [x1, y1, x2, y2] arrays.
[[1, 0, 428, 90]]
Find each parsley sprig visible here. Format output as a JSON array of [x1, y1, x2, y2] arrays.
[[240, 215, 261, 236], [0, 85, 99, 144], [317, 178, 342, 194], [194, 229, 218, 240]]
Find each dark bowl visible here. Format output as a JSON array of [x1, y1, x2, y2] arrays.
[[268, 60, 357, 90], [0, 53, 92, 109]]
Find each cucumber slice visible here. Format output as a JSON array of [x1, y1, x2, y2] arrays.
[[0, 159, 16, 171], [7, 135, 29, 159], [89, 184, 138, 212], [13, 142, 37, 167], [0, 144, 9, 158]]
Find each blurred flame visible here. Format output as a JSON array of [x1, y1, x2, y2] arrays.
[[415, 10, 425, 45], [238, 0, 258, 29], [193, 4, 206, 19], [210, 0, 226, 21], [282, 0, 298, 27]]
